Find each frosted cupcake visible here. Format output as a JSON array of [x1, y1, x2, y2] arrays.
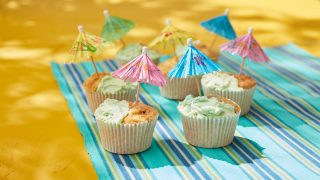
[[158, 56, 200, 100], [95, 99, 158, 154], [83, 72, 137, 113], [178, 95, 240, 148], [115, 43, 161, 66], [201, 71, 256, 115], [159, 38, 220, 100]]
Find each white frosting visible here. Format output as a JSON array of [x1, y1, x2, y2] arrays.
[[178, 95, 235, 118], [201, 71, 243, 91], [94, 99, 129, 124], [97, 75, 137, 94]]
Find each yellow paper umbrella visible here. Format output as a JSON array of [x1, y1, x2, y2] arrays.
[[149, 19, 193, 55], [69, 25, 107, 75]]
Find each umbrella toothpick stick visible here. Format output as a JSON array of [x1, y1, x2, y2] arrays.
[[135, 81, 141, 105], [209, 34, 218, 50], [239, 57, 246, 74], [89, 55, 99, 76], [120, 38, 126, 47]]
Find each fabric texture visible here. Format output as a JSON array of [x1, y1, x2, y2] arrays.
[[51, 44, 320, 179]]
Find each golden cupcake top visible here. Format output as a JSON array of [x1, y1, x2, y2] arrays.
[[233, 74, 256, 89], [215, 95, 241, 114], [123, 102, 159, 124], [94, 99, 158, 124]]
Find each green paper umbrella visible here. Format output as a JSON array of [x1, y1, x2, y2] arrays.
[[101, 10, 135, 47]]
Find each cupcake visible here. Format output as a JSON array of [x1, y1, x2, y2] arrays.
[[115, 43, 161, 66], [83, 72, 137, 113], [95, 99, 158, 154], [159, 38, 220, 100], [158, 56, 201, 100], [201, 71, 256, 115], [178, 95, 240, 148]]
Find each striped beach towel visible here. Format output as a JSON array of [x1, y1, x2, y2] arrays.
[[51, 44, 320, 179]]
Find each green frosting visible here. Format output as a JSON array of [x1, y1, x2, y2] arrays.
[[94, 99, 129, 124], [178, 95, 235, 118], [201, 71, 243, 91], [116, 43, 161, 62], [97, 74, 137, 94]]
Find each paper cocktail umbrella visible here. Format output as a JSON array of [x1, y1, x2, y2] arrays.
[[112, 47, 166, 104], [201, 9, 237, 50], [149, 19, 192, 56], [220, 27, 269, 74], [168, 38, 220, 95], [69, 25, 107, 75], [101, 9, 135, 47]]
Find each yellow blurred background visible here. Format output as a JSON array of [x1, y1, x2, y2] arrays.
[[0, 0, 319, 179]]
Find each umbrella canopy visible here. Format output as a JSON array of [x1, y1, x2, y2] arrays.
[[69, 25, 107, 62], [220, 27, 269, 62], [101, 10, 135, 42], [168, 38, 220, 78], [200, 9, 237, 40], [175, 40, 201, 57], [149, 19, 192, 54], [112, 47, 167, 86]]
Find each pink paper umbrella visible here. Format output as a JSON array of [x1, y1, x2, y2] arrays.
[[220, 27, 269, 74], [112, 47, 166, 104]]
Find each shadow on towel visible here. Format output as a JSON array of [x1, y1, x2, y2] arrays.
[[198, 136, 265, 165]]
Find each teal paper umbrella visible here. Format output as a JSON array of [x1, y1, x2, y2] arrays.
[[200, 9, 237, 50], [168, 38, 220, 95], [101, 10, 135, 47]]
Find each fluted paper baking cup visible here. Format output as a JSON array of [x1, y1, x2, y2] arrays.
[[96, 116, 158, 154], [160, 76, 202, 100], [179, 110, 240, 148], [85, 90, 135, 113], [202, 86, 255, 115]]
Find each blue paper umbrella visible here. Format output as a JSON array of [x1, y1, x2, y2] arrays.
[[168, 38, 220, 79], [200, 9, 237, 40]]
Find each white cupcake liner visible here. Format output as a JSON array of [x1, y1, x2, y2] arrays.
[[202, 86, 255, 115], [160, 76, 202, 100], [85, 90, 135, 113], [96, 116, 158, 154], [179, 110, 240, 148]]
